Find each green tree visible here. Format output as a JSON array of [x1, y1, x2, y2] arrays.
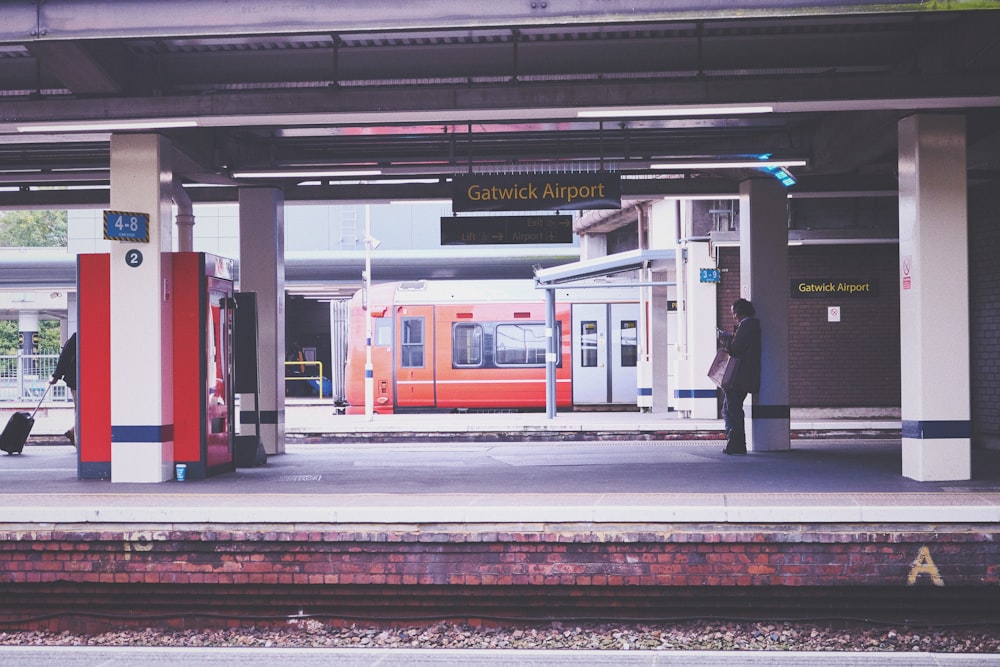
[[0, 320, 17, 355], [38, 321, 63, 354], [0, 319, 64, 354], [0, 210, 68, 247]]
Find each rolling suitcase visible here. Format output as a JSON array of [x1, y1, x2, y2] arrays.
[[0, 385, 50, 455]]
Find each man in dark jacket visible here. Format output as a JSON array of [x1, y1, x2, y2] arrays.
[[717, 299, 761, 455], [50, 332, 77, 446]]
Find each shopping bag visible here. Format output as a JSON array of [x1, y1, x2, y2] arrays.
[[707, 348, 741, 389]]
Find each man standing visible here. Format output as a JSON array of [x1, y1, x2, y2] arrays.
[[50, 332, 77, 446], [717, 299, 761, 455]]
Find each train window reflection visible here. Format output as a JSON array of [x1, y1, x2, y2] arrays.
[[401, 317, 424, 368], [495, 323, 546, 366], [620, 320, 637, 368], [452, 323, 483, 367], [580, 320, 598, 367]]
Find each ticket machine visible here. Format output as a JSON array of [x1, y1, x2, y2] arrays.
[[77, 252, 236, 480]]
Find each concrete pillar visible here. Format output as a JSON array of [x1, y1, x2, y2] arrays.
[[65, 292, 78, 338], [636, 204, 653, 411], [739, 178, 791, 452], [647, 200, 676, 414], [18, 309, 39, 357], [109, 133, 175, 482], [17, 309, 39, 388], [578, 233, 606, 261], [678, 240, 721, 419], [897, 114, 970, 481], [238, 188, 286, 456]]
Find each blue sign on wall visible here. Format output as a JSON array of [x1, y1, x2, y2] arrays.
[[700, 268, 720, 283], [104, 210, 150, 242]]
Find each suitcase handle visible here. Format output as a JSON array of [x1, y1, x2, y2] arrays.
[[29, 383, 52, 419]]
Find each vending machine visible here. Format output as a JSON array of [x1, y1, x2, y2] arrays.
[[171, 252, 236, 479], [76, 252, 236, 480]]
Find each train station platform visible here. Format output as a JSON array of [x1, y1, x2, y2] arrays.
[[3, 401, 1000, 632]]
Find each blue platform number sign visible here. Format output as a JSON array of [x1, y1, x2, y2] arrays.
[[699, 268, 721, 283], [103, 210, 150, 242]]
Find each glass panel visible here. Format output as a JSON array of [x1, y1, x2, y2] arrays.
[[374, 319, 392, 346], [580, 320, 598, 367], [620, 320, 638, 368], [400, 317, 424, 368], [452, 323, 483, 367], [495, 323, 546, 366]]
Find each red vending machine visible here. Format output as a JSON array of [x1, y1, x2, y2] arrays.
[[172, 252, 236, 479], [76, 252, 236, 480]]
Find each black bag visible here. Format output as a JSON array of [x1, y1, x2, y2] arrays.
[[707, 348, 741, 390], [0, 385, 51, 455], [0, 412, 33, 455]]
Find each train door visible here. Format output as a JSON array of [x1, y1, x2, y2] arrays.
[[609, 303, 639, 404], [394, 305, 435, 408], [572, 302, 639, 406], [572, 303, 608, 405]]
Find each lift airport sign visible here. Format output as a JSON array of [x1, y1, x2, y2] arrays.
[[792, 279, 879, 298], [452, 173, 621, 212]]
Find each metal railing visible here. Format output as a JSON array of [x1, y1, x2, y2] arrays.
[[284, 360, 326, 398], [0, 354, 71, 402]]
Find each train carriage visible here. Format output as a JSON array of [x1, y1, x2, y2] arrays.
[[344, 280, 640, 413]]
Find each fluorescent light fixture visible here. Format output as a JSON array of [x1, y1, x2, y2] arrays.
[[17, 119, 198, 132], [578, 105, 773, 118], [650, 159, 807, 170], [232, 169, 383, 178]]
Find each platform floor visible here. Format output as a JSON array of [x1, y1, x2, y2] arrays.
[[1, 403, 998, 526]]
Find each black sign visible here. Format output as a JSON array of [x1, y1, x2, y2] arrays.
[[452, 173, 621, 212], [441, 215, 573, 245], [792, 279, 879, 298]]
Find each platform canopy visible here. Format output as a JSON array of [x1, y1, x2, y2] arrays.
[[533, 249, 674, 286]]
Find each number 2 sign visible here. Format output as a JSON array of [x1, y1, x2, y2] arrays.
[[103, 210, 150, 242]]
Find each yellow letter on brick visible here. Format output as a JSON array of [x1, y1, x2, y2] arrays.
[[907, 546, 944, 586]]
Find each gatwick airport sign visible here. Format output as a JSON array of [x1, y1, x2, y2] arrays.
[[452, 173, 621, 212]]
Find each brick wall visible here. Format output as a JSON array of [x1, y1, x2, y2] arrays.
[[970, 185, 1000, 446], [717, 244, 901, 408], [4, 525, 995, 586]]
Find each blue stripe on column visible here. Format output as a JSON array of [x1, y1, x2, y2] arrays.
[[674, 389, 718, 399], [111, 424, 174, 443], [902, 420, 970, 439], [259, 410, 280, 425], [637, 387, 652, 396]]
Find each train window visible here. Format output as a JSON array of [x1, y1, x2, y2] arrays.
[[452, 323, 483, 367], [374, 319, 392, 346], [620, 320, 638, 367], [580, 320, 598, 368], [400, 317, 424, 368], [495, 323, 548, 366]]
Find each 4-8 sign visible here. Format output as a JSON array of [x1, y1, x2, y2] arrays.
[[103, 210, 150, 242]]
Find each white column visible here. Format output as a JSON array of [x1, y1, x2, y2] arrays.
[[238, 188, 286, 456], [17, 309, 39, 356], [739, 178, 791, 452], [647, 200, 678, 414], [897, 114, 970, 481], [109, 134, 174, 482], [680, 240, 721, 419]]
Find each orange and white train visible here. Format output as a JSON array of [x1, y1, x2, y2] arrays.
[[344, 280, 641, 413]]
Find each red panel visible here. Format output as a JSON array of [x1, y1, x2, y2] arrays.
[[77, 254, 111, 462], [171, 252, 203, 463]]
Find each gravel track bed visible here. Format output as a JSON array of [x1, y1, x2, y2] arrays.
[[2, 620, 1000, 653]]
